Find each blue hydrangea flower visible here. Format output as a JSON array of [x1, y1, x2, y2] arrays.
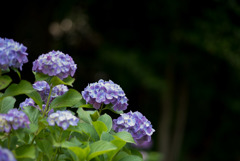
[[32, 50, 77, 79], [47, 110, 79, 130], [0, 37, 28, 70], [0, 147, 16, 161], [113, 111, 155, 145], [82, 79, 128, 111], [0, 109, 30, 133]]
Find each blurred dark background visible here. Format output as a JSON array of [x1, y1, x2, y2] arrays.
[[1, 0, 240, 161]]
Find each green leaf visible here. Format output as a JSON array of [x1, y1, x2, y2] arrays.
[[14, 128, 31, 144], [36, 139, 54, 160], [28, 123, 38, 133], [104, 104, 123, 114], [90, 111, 100, 121], [49, 89, 82, 109], [130, 149, 143, 158], [88, 140, 117, 161], [50, 76, 68, 87], [14, 144, 36, 159], [79, 104, 94, 109], [1, 80, 43, 108], [113, 151, 129, 161], [62, 76, 75, 86], [98, 114, 112, 132], [26, 90, 43, 108], [3, 80, 34, 97], [68, 146, 90, 161], [0, 75, 12, 90], [72, 99, 88, 108], [118, 155, 143, 161], [33, 72, 49, 82], [61, 137, 82, 148], [77, 108, 93, 124], [107, 137, 127, 161], [92, 121, 108, 137], [100, 132, 115, 142], [67, 122, 99, 141], [0, 96, 15, 113], [114, 131, 135, 144], [23, 106, 40, 124]]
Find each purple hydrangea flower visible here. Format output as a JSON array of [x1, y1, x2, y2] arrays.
[[6, 109, 30, 131], [51, 84, 68, 99], [19, 98, 54, 115], [0, 109, 30, 133], [19, 98, 36, 110], [0, 114, 11, 133], [33, 81, 68, 103], [33, 81, 50, 103], [132, 140, 153, 150], [0, 147, 16, 161], [0, 37, 28, 70], [82, 79, 128, 111], [113, 111, 155, 145], [47, 110, 79, 130], [32, 50, 77, 79]]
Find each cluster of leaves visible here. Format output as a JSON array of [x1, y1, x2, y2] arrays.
[[0, 69, 143, 161]]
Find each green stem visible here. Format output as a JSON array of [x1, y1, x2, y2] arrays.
[[52, 129, 63, 161], [7, 133, 11, 149], [99, 103, 104, 115], [43, 86, 53, 117], [30, 135, 36, 145]]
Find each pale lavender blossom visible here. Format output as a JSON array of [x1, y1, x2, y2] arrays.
[[32, 50, 77, 79], [6, 109, 30, 130], [82, 79, 128, 111], [0, 37, 28, 70], [47, 110, 79, 130], [113, 111, 155, 145], [0, 114, 11, 133], [0, 147, 16, 161], [0, 109, 30, 133]]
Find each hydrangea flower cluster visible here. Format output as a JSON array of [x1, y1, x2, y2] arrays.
[[0, 146, 16, 161], [32, 50, 77, 79], [19, 98, 54, 115], [113, 111, 155, 145], [51, 84, 68, 99], [82, 79, 128, 111], [32, 81, 50, 102], [0, 109, 30, 133], [32, 81, 68, 103], [0, 37, 28, 70], [0, 114, 10, 133], [19, 98, 36, 109], [20, 81, 68, 115], [47, 110, 79, 130]]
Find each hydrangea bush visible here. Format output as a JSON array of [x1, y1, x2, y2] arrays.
[[0, 37, 155, 161]]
